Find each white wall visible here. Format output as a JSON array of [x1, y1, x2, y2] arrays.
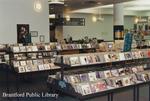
[[0, 0, 49, 44], [63, 13, 135, 41]]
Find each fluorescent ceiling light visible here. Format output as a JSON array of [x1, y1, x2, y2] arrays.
[[99, 4, 113, 8], [48, 0, 64, 4], [126, 6, 150, 11], [49, 14, 56, 18]]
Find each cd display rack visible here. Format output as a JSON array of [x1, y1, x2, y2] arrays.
[[47, 49, 150, 101]]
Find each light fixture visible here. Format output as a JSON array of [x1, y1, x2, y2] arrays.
[[34, 0, 42, 12], [92, 8, 104, 22], [97, 8, 104, 21], [65, 15, 70, 21], [134, 17, 139, 24], [48, 0, 64, 4], [49, 14, 56, 19], [92, 16, 97, 22]]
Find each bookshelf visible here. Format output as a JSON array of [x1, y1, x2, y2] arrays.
[[47, 49, 150, 101]]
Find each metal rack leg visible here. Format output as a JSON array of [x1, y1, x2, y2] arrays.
[[133, 86, 136, 101], [137, 86, 139, 101], [133, 85, 140, 101], [149, 83, 150, 101], [108, 93, 113, 101]]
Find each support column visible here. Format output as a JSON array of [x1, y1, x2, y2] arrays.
[[113, 3, 124, 40]]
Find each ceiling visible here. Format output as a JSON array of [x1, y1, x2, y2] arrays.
[[71, 0, 150, 15], [49, 0, 134, 14]]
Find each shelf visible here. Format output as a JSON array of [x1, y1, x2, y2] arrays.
[[11, 50, 56, 54], [47, 77, 150, 100]]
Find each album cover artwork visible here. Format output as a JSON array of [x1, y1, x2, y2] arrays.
[[118, 68, 125, 76], [122, 77, 131, 86], [96, 81, 107, 91], [43, 64, 51, 70], [37, 59, 44, 65], [31, 65, 38, 71], [99, 71, 105, 78], [92, 54, 101, 63], [124, 52, 132, 60], [56, 44, 62, 50], [115, 79, 123, 87], [86, 56, 93, 64], [124, 68, 132, 75], [111, 53, 120, 61], [69, 75, 81, 84], [38, 64, 45, 70], [90, 82, 100, 93], [80, 83, 92, 95], [31, 45, 38, 51], [104, 54, 112, 62], [33, 60, 38, 65], [79, 56, 89, 65], [111, 69, 119, 77], [45, 45, 51, 51], [119, 53, 125, 61], [131, 67, 138, 73], [70, 56, 80, 66], [137, 66, 144, 72], [19, 46, 26, 52], [18, 66, 26, 73], [26, 46, 32, 52], [24, 65, 32, 72], [88, 72, 97, 81], [13, 46, 20, 53], [80, 73, 89, 82], [26, 60, 33, 66], [43, 59, 50, 64], [130, 74, 138, 84], [20, 61, 26, 66], [13, 61, 20, 67], [104, 70, 112, 78]]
